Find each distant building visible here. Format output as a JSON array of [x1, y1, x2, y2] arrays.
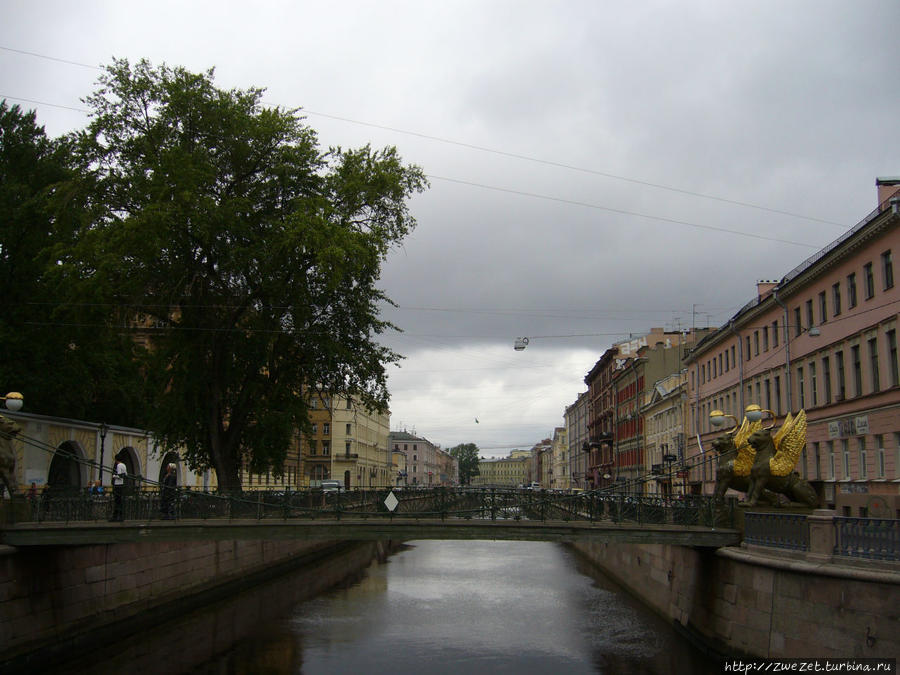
[[389, 431, 440, 486], [565, 391, 590, 490], [550, 427, 568, 490], [287, 392, 390, 489], [473, 453, 529, 487], [642, 372, 687, 495]]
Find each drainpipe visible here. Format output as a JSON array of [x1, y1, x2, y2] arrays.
[[773, 287, 792, 410], [729, 319, 744, 413]]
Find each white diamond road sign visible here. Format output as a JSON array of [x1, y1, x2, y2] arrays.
[[384, 490, 399, 512]]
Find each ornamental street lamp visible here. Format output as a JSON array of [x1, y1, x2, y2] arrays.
[[1, 392, 23, 412], [98, 423, 109, 484]]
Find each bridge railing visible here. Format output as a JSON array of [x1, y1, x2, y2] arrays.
[[742, 511, 899, 562], [0, 487, 735, 530]]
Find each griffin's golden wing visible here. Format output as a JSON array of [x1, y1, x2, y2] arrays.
[[733, 417, 761, 477], [770, 410, 807, 476]]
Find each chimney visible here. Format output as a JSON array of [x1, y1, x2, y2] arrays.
[[876, 177, 900, 212], [757, 280, 777, 301]]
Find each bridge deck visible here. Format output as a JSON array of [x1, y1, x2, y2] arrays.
[[0, 517, 740, 547]]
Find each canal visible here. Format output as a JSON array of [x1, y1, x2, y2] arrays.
[[57, 540, 721, 674]]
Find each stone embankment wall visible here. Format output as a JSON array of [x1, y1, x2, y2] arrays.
[[0, 538, 392, 671], [571, 540, 899, 659]]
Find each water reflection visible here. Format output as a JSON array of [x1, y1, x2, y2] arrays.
[[54, 541, 719, 674]]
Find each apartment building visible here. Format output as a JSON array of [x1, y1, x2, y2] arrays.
[[565, 391, 590, 490], [584, 328, 706, 492], [642, 371, 687, 495], [389, 431, 440, 487], [473, 454, 529, 487], [550, 426, 568, 490], [683, 180, 900, 516]]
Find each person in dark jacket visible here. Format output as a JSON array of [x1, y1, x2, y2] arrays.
[[160, 463, 177, 520]]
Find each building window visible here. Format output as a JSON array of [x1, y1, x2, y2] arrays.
[[745, 336, 752, 360], [864, 262, 875, 300], [882, 250, 894, 290], [763, 327, 769, 352], [322, 441, 330, 455], [765, 379, 772, 410], [346, 423, 352, 435], [774, 376, 781, 414], [858, 438, 867, 479], [346, 398, 352, 409], [827, 441, 835, 479], [797, 366, 805, 409], [813, 442, 821, 479], [805, 300, 814, 331], [345, 441, 352, 454], [822, 356, 831, 404], [772, 320, 779, 347], [835, 350, 846, 400], [832, 282, 841, 316], [323, 423, 330, 435], [851, 345, 862, 397], [754, 331, 760, 356], [869, 337, 880, 393], [809, 362, 817, 407], [311, 423, 318, 434], [847, 273, 857, 308], [308, 440, 317, 455], [794, 307, 802, 337], [724, 350, 729, 372], [842, 440, 850, 479], [888, 329, 899, 388], [818, 291, 827, 324], [875, 435, 885, 478], [731, 345, 736, 366]]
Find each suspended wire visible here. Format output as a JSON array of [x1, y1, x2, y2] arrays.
[[0, 44, 846, 231]]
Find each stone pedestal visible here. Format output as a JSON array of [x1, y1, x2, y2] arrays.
[[806, 508, 836, 562]]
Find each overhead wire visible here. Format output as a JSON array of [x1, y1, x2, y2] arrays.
[[0, 45, 845, 243]]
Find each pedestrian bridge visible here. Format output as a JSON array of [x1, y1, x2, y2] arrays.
[[0, 487, 741, 548]]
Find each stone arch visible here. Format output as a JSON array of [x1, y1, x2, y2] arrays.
[[115, 446, 143, 491], [47, 440, 87, 493], [157, 451, 181, 486]]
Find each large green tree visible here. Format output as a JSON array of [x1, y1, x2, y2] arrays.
[[59, 59, 427, 492], [449, 443, 480, 485], [0, 101, 144, 422]]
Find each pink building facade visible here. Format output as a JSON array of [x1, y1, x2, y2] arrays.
[[684, 181, 900, 517]]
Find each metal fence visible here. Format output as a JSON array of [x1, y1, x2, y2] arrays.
[[834, 517, 900, 561], [743, 512, 899, 561], [1, 487, 734, 529], [743, 512, 810, 551]]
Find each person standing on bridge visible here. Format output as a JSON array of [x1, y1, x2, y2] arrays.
[[160, 463, 177, 520], [110, 453, 126, 522]]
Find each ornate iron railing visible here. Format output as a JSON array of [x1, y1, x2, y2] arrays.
[[743, 512, 810, 551], [0, 487, 734, 530], [834, 517, 900, 561]]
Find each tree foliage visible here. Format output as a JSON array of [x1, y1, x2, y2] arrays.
[[449, 442, 480, 485], [56, 59, 427, 491], [0, 101, 144, 422]]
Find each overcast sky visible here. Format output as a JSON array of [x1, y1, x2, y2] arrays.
[[2, 1, 898, 456]]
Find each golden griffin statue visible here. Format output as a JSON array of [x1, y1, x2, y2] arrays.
[[711, 408, 818, 508]]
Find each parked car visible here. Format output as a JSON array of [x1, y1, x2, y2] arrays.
[[319, 479, 344, 493]]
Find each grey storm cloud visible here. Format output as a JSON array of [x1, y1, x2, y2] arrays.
[[2, 0, 898, 453]]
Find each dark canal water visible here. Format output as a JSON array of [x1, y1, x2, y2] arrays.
[[59, 540, 721, 674]]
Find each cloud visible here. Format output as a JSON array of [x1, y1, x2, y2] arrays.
[[2, 0, 897, 455]]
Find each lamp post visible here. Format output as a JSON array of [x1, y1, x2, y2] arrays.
[[98, 423, 109, 484], [1, 392, 23, 412]]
